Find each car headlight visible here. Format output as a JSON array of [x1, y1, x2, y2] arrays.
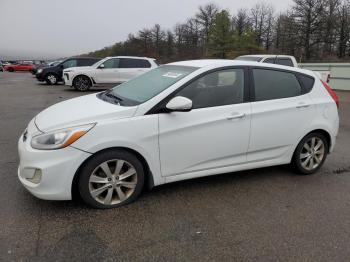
[[31, 123, 95, 150], [37, 69, 43, 74]]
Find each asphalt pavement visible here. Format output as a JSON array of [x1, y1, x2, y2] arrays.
[[1, 72, 350, 262]]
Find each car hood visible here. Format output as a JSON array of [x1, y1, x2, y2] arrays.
[[35, 93, 137, 132]]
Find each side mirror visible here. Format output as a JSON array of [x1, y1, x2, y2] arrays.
[[98, 64, 105, 69], [166, 96, 192, 112]]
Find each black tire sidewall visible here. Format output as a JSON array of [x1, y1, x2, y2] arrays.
[[293, 133, 329, 175], [73, 76, 91, 91], [78, 150, 145, 209]]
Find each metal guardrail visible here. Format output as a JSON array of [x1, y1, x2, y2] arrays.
[[299, 63, 350, 90]]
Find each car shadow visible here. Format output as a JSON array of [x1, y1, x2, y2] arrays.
[[22, 165, 297, 211]]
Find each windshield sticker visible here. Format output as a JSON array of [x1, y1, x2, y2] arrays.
[[162, 72, 183, 78]]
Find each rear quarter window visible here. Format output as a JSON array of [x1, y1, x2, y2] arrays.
[[297, 74, 315, 93]]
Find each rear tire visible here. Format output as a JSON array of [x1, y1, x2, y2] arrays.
[[45, 73, 58, 85], [292, 132, 329, 175], [78, 150, 145, 209], [73, 75, 92, 91]]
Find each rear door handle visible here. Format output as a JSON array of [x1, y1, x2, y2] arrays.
[[296, 102, 311, 109], [227, 113, 246, 120]]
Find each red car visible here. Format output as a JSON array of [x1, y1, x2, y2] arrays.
[[4, 63, 34, 72]]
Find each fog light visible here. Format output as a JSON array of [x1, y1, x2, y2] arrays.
[[26, 169, 42, 184]]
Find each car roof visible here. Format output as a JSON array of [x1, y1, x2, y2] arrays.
[[167, 59, 313, 77], [238, 54, 294, 58], [106, 56, 156, 60]]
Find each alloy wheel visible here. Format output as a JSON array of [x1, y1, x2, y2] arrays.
[[88, 159, 137, 205], [47, 74, 57, 84], [300, 137, 325, 171], [75, 76, 90, 91]]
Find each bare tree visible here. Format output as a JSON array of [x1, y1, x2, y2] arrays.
[[292, 0, 324, 59], [232, 9, 250, 36], [337, 0, 350, 57], [195, 3, 219, 55]]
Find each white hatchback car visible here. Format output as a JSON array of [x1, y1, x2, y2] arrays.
[[63, 56, 158, 91], [18, 60, 339, 208]]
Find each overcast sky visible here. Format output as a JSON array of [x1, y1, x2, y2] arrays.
[[0, 0, 293, 59]]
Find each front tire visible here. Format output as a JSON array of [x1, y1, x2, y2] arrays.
[[292, 133, 329, 175], [45, 73, 58, 85], [8, 67, 14, 72], [78, 150, 145, 209], [73, 75, 92, 91]]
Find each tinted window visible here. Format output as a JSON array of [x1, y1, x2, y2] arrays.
[[263, 58, 276, 64], [62, 59, 77, 69], [276, 58, 294, 67], [176, 69, 244, 109], [253, 69, 302, 101], [298, 74, 315, 93], [78, 59, 99, 66], [119, 58, 151, 68], [102, 58, 119, 69]]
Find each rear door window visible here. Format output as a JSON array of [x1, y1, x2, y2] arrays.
[[253, 69, 302, 101], [119, 58, 151, 68], [263, 58, 276, 64], [276, 58, 294, 67]]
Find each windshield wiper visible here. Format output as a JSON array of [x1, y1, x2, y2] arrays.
[[104, 91, 123, 102]]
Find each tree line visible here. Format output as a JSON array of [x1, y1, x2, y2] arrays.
[[86, 0, 350, 63]]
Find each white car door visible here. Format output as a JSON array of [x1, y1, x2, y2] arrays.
[[247, 68, 316, 162], [158, 68, 251, 178], [93, 58, 120, 84], [118, 58, 151, 82]]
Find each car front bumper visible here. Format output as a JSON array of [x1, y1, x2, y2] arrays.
[[18, 132, 91, 200], [36, 72, 45, 81], [63, 73, 73, 86]]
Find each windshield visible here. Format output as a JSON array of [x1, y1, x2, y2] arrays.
[[235, 56, 263, 62], [107, 65, 198, 106]]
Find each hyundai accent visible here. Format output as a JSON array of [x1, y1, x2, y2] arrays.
[[18, 60, 339, 208]]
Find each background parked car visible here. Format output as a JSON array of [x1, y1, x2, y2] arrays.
[[235, 55, 298, 67], [4, 62, 34, 72], [31, 61, 61, 75], [36, 57, 100, 85], [63, 56, 158, 91], [0, 62, 3, 72]]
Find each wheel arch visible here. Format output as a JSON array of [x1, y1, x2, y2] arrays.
[[293, 129, 332, 157], [44, 71, 59, 79], [71, 146, 154, 200]]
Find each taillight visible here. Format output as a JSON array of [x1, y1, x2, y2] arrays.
[[321, 80, 339, 108]]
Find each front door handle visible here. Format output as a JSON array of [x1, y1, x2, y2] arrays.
[[296, 102, 311, 109], [227, 113, 246, 120]]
